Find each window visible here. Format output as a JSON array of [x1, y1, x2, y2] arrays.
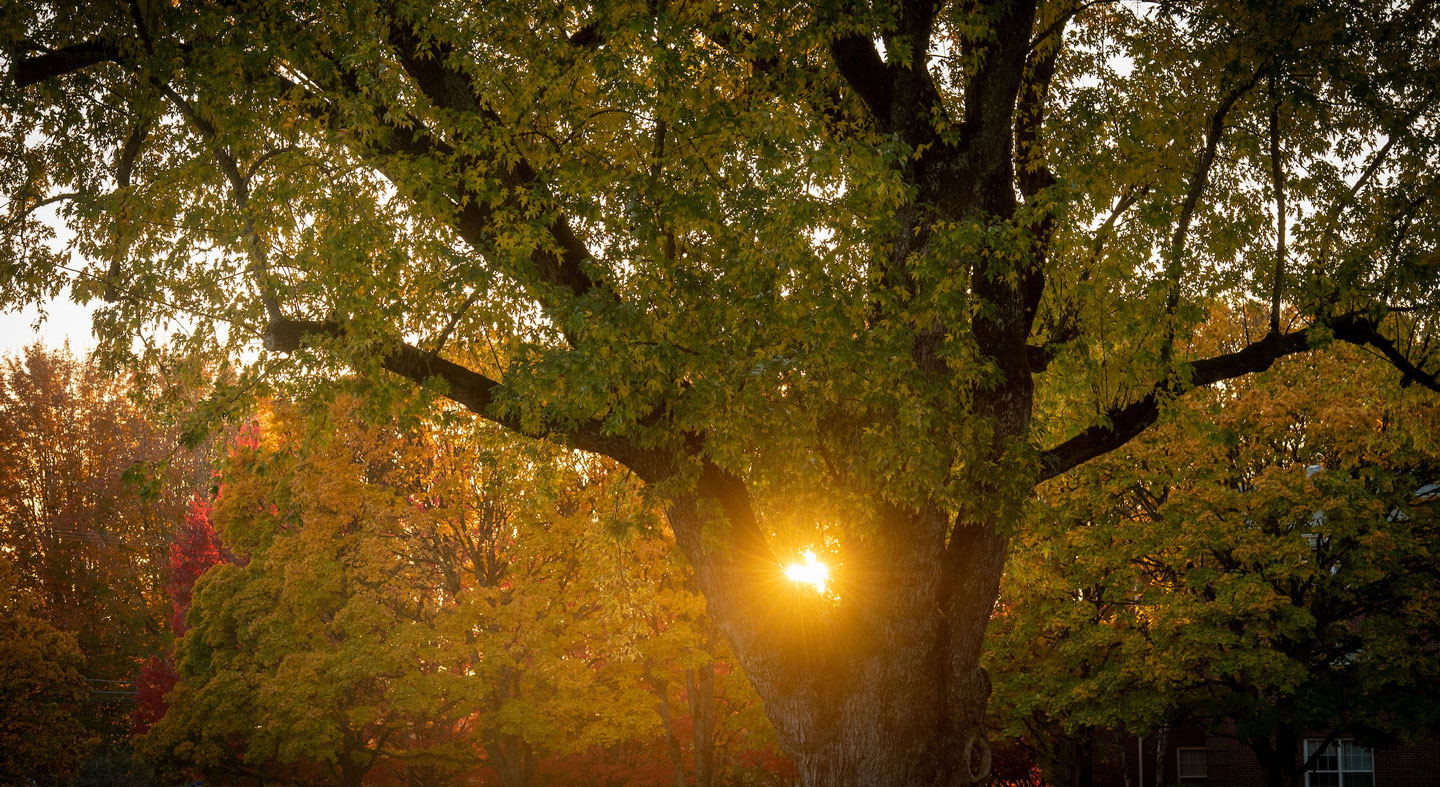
[[1177, 748, 1207, 779], [1305, 740, 1374, 787]]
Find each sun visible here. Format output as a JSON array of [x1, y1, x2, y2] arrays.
[[784, 550, 830, 594]]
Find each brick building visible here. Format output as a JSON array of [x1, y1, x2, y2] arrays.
[[1092, 726, 1440, 787]]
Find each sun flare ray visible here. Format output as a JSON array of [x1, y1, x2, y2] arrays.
[[784, 550, 829, 594]]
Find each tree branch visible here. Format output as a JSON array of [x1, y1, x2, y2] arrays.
[[1038, 324, 1314, 482], [1015, 3, 1069, 333], [960, 0, 1039, 200], [384, 19, 604, 302], [1331, 317, 1440, 394], [829, 34, 893, 127], [1267, 75, 1287, 334], [260, 317, 652, 466], [154, 82, 284, 323], [1038, 312, 1440, 481], [11, 39, 117, 87], [1162, 66, 1269, 342]]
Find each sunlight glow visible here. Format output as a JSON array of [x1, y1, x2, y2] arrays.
[[784, 550, 830, 594]]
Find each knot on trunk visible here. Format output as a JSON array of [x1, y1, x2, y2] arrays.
[[962, 729, 993, 784]]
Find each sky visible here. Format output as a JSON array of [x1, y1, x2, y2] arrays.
[[0, 291, 97, 356], [0, 198, 98, 356]]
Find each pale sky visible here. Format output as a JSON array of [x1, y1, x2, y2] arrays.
[[1, 199, 99, 356], [0, 291, 98, 356]]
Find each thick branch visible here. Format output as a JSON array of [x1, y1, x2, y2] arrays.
[[384, 20, 603, 301], [115, 115, 150, 189], [1015, 7, 1065, 200], [261, 317, 651, 465], [11, 39, 117, 87], [1331, 318, 1440, 393], [1039, 312, 1440, 481], [961, 0, 1039, 201], [829, 34, 894, 126], [1038, 326, 1314, 481]]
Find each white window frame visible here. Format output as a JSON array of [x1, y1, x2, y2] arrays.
[[1304, 739, 1374, 787], [1177, 747, 1207, 780]]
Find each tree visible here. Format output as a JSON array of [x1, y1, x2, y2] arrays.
[[132, 494, 233, 736], [0, 345, 213, 737], [148, 401, 496, 787], [987, 319, 1440, 787], [0, 560, 91, 787], [6, 2, 1440, 783], [146, 397, 786, 787]]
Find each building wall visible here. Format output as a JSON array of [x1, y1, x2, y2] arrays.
[[1096, 727, 1440, 787]]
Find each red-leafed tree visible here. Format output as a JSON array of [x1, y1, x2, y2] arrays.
[[165, 496, 230, 635], [132, 494, 231, 734], [130, 656, 177, 736]]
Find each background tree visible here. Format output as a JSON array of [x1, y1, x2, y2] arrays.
[[988, 311, 1440, 787], [145, 396, 789, 787], [6, 1, 1440, 783], [132, 494, 233, 736], [0, 559, 91, 787], [0, 344, 213, 748]]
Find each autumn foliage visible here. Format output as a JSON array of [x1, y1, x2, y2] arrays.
[[166, 497, 231, 635], [132, 495, 232, 735], [139, 398, 791, 787], [988, 312, 1440, 787]]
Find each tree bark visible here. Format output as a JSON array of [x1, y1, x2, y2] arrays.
[[666, 491, 1013, 787]]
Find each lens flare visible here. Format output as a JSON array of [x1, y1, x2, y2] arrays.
[[784, 550, 829, 593]]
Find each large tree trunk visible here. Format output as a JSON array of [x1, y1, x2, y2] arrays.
[[666, 488, 1013, 787]]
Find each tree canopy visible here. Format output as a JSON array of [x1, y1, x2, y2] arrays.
[[987, 325, 1440, 787], [142, 397, 786, 787], [0, 345, 213, 740], [0, 560, 92, 787], [5, 1, 1440, 783]]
